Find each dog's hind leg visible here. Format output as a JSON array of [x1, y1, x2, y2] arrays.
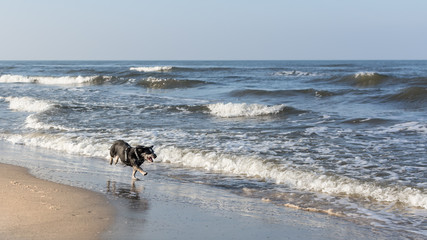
[[114, 156, 120, 165], [110, 156, 114, 165]]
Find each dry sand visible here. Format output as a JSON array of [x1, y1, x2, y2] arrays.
[[0, 163, 114, 240]]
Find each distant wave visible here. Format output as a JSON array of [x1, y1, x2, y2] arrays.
[[207, 102, 288, 118], [158, 146, 427, 209], [332, 72, 390, 87], [0, 74, 110, 85], [137, 77, 209, 89], [1, 96, 54, 113], [130, 66, 173, 72], [274, 70, 319, 77], [230, 89, 336, 98], [130, 65, 240, 73]]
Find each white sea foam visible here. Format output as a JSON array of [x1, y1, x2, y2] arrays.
[[2, 126, 426, 209], [354, 72, 376, 78], [157, 146, 427, 209], [130, 66, 173, 72], [2, 96, 53, 113], [376, 122, 427, 135], [207, 102, 285, 118], [0, 74, 98, 85], [146, 76, 164, 82], [0, 74, 34, 83], [2, 133, 108, 159], [24, 115, 74, 131], [274, 70, 318, 77]]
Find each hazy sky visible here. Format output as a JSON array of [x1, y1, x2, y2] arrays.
[[1, 0, 426, 60]]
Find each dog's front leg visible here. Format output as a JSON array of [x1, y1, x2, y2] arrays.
[[132, 167, 138, 180], [138, 167, 147, 176], [109, 156, 114, 165], [132, 166, 147, 180]]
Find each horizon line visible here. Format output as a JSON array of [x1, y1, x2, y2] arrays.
[[1, 59, 426, 61]]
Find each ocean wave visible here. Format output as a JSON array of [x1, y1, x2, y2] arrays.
[[376, 121, 427, 135], [207, 102, 287, 118], [130, 66, 173, 72], [24, 115, 75, 131], [1, 133, 108, 158], [157, 146, 427, 209], [341, 118, 391, 125], [345, 72, 389, 87], [230, 89, 336, 98], [387, 87, 427, 104], [129, 66, 236, 73], [1, 96, 54, 113], [137, 77, 209, 89], [2, 128, 426, 209], [0, 74, 109, 85], [274, 70, 319, 77]]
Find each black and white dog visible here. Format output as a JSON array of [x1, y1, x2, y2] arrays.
[[109, 140, 156, 180]]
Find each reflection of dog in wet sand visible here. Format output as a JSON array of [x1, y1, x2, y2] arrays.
[[109, 140, 156, 180]]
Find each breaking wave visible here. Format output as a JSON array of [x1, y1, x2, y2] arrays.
[[331, 72, 389, 87], [158, 146, 427, 209], [24, 115, 75, 131], [1, 96, 54, 113], [0, 74, 109, 85], [1, 133, 108, 158], [3, 127, 426, 210], [137, 77, 209, 89], [130, 66, 173, 72], [207, 102, 287, 118]]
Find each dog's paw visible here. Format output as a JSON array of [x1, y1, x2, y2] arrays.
[[132, 177, 140, 181], [143, 172, 148, 176]]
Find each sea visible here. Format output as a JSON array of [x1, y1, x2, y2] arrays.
[[0, 60, 426, 238]]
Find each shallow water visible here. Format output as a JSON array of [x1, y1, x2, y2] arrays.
[[0, 60, 426, 237]]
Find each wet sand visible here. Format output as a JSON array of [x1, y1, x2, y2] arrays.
[[0, 163, 114, 240]]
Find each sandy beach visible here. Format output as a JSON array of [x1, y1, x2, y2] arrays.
[[0, 163, 114, 240]]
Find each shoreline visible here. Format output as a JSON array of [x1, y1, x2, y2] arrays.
[[0, 141, 413, 240], [0, 163, 115, 240]]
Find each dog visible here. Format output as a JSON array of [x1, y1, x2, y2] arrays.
[[109, 140, 156, 180]]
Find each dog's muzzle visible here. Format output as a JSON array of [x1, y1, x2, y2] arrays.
[[146, 154, 156, 163]]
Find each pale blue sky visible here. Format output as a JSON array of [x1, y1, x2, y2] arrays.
[[1, 0, 426, 60]]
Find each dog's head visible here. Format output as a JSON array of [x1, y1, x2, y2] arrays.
[[135, 145, 157, 163]]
